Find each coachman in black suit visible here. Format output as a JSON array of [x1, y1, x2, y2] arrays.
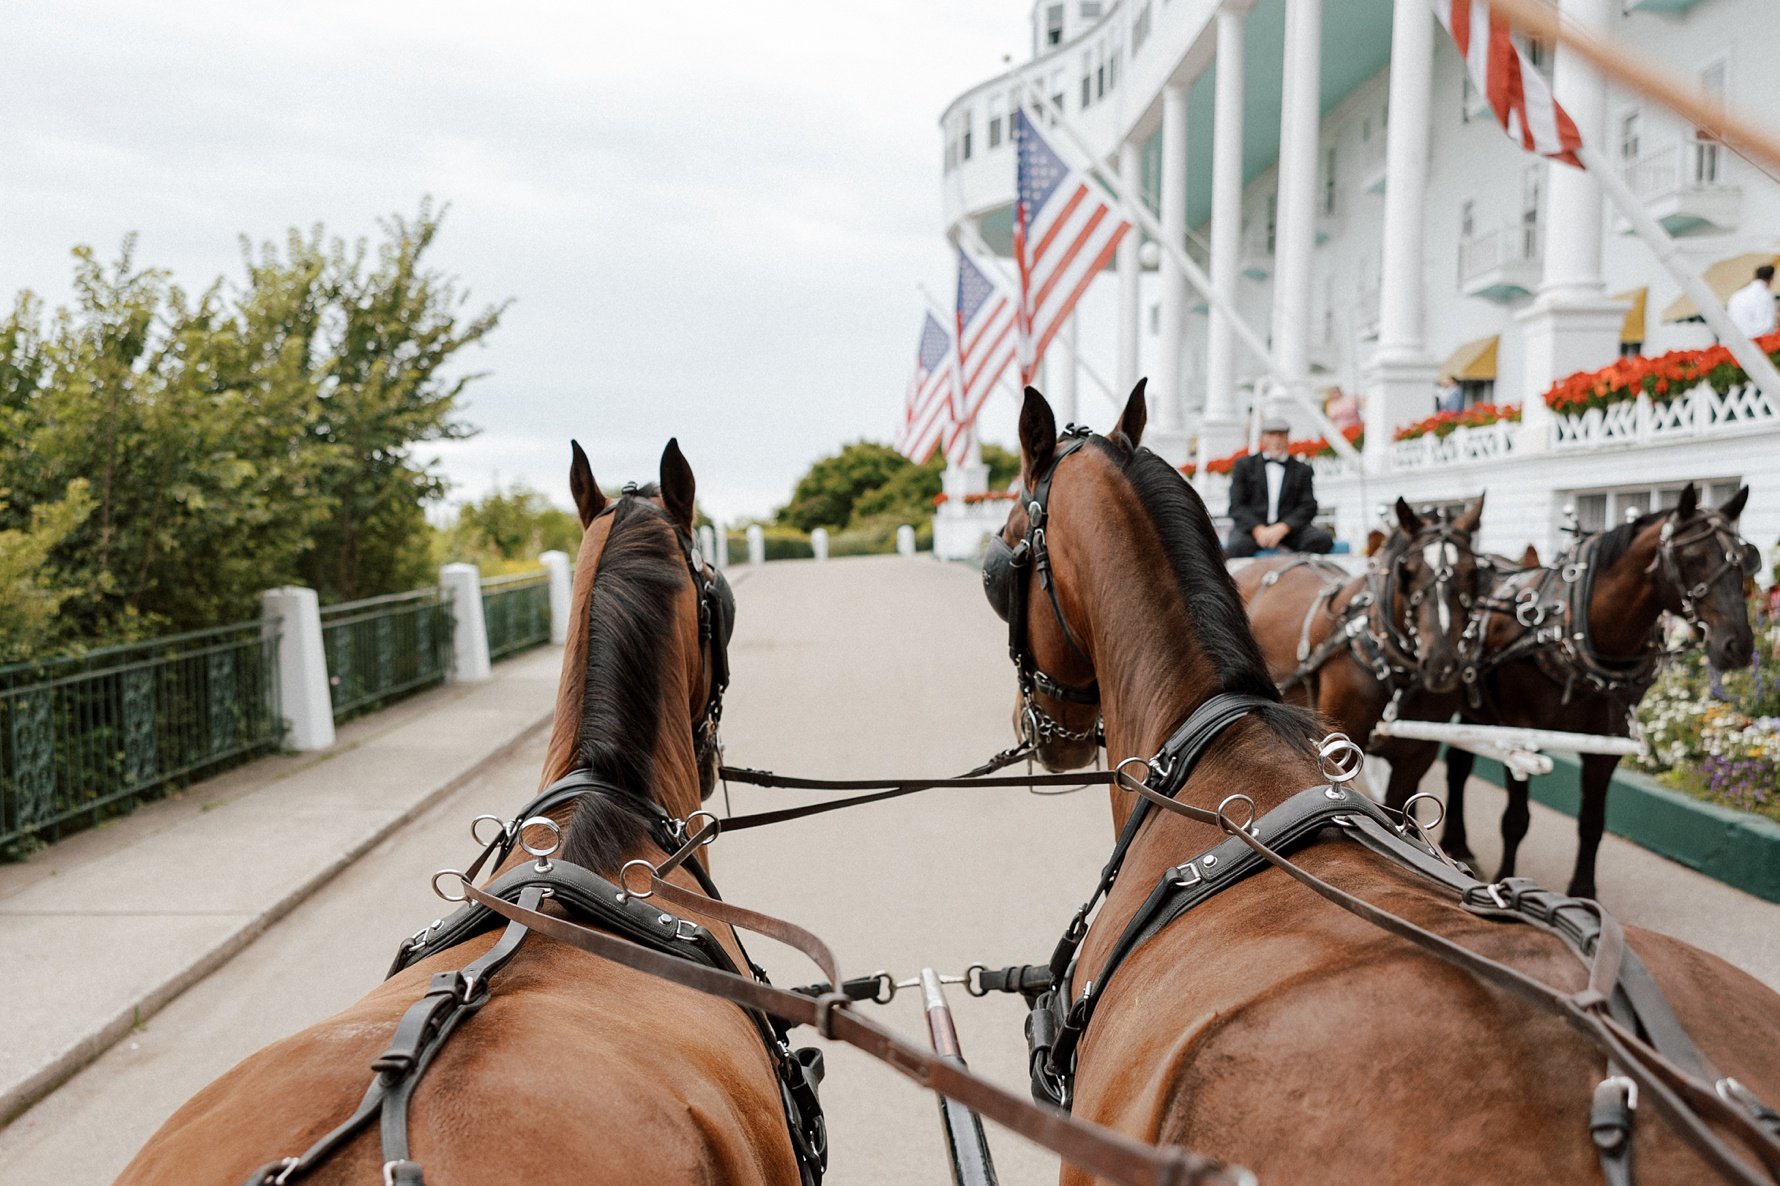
[[1223, 418, 1335, 557]]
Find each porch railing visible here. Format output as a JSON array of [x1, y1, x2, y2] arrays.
[[0, 622, 283, 850]]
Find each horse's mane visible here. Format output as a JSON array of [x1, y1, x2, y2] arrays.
[[561, 488, 687, 875], [1102, 441, 1320, 744], [1592, 508, 1666, 573]]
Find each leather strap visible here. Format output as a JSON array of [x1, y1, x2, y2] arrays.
[[456, 875, 1248, 1186]]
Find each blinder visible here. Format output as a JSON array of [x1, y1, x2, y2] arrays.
[[1741, 541, 1762, 579], [982, 534, 1029, 624]]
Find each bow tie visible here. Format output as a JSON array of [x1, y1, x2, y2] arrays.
[[1264, 457, 1287, 466]]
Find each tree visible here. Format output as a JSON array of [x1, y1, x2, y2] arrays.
[[439, 485, 581, 570], [0, 480, 92, 663], [776, 441, 912, 532]]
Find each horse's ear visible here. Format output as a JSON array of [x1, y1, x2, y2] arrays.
[[1521, 544, 1541, 567], [1453, 492, 1485, 534], [569, 440, 606, 528], [1112, 378, 1147, 449], [1394, 497, 1423, 535], [659, 438, 697, 536], [1019, 387, 1057, 480], [1720, 485, 1750, 520], [1676, 482, 1699, 520]]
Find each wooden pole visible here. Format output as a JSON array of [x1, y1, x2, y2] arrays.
[[1488, 0, 1780, 175]]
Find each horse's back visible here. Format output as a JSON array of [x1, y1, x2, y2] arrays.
[[116, 941, 797, 1185], [1067, 846, 1780, 1185]]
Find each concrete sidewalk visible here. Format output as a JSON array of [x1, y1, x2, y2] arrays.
[[0, 645, 563, 1123]]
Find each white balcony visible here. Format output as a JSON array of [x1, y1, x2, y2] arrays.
[[1458, 221, 1542, 302], [1552, 381, 1779, 452], [1389, 420, 1517, 472], [1620, 139, 1740, 236]]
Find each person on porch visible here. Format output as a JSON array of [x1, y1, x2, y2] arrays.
[[1223, 416, 1335, 558], [1728, 263, 1777, 339]]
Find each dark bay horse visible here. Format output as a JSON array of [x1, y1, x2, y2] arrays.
[[1384, 485, 1757, 898], [118, 441, 810, 1185], [1235, 495, 1488, 746], [990, 386, 1780, 1184]]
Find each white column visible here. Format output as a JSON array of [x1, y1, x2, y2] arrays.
[[1117, 140, 1142, 395], [1516, 0, 1624, 448], [811, 527, 830, 561], [260, 586, 335, 752], [1364, 0, 1439, 474], [540, 550, 571, 646], [896, 525, 918, 556], [1153, 83, 1191, 461], [1054, 313, 1080, 425], [746, 524, 766, 566], [709, 521, 727, 570], [1271, 0, 1322, 423], [440, 562, 492, 683], [1204, 0, 1253, 458]]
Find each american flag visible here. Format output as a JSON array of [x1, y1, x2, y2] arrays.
[[1013, 110, 1130, 383], [896, 311, 955, 464], [1434, 0, 1582, 166], [952, 244, 1017, 428]]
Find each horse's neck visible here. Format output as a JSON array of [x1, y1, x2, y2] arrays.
[[1584, 532, 1664, 658], [1095, 587, 1318, 835]]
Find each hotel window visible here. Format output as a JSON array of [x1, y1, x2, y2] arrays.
[[1460, 199, 1475, 239], [1695, 60, 1727, 183], [1046, 4, 1065, 46], [1568, 481, 1742, 533], [1265, 192, 1277, 254], [1097, 51, 1106, 99], [1620, 109, 1641, 163], [988, 96, 1005, 149], [1521, 165, 1542, 257], [1051, 69, 1066, 122], [1133, 1, 1152, 53], [1523, 35, 1553, 80], [1107, 37, 1119, 90], [960, 110, 973, 162], [1082, 49, 1093, 108], [1080, 0, 1102, 17], [1322, 146, 1337, 216]]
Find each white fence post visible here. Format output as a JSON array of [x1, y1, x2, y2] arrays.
[[260, 586, 336, 751], [811, 527, 829, 561], [440, 562, 492, 682], [540, 550, 572, 646], [710, 521, 727, 571], [696, 525, 717, 569], [746, 524, 766, 566], [896, 524, 916, 556]]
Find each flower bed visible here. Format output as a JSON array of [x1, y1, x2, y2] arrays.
[[1634, 613, 1780, 824], [1181, 425, 1363, 477], [1392, 403, 1520, 442], [1543, 331, 1780, 416]]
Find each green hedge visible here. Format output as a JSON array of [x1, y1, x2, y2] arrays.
[[722, 518, 933, 562]]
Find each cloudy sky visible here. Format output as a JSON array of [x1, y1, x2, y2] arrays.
[[1, 0, 1026, 521]]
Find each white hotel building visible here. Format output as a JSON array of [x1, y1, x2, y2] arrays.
[[936, 0, 1780, 565]]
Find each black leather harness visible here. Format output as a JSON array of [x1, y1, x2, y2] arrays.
[[244, 772, 829, 1186]]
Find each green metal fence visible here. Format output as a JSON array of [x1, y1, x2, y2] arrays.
[[320, 589, 454, 722], [481, 570, 552, 661], [0, 622, 283, 851]]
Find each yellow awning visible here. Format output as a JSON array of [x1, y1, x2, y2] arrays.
[[1439, 335, 1499, 382], [1661, 252, 1780, 322], [1614, 288, 1647, 345]]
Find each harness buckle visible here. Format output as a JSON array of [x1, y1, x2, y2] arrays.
[[270, 1157, 301, 1186], [1170, 862, 1203, 888]]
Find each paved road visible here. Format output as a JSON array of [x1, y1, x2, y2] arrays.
[[3, 555, 1777, 1185]]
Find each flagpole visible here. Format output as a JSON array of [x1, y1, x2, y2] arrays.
[[1014, 84, 1361, 464], [1489, 0, 1780, 176], [1577, 144, 1780, 404], [954, 225, 1124, 413]]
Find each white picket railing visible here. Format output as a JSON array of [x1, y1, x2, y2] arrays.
[[1388, 420, 1517, 471], [1551, 381, 1780, 451]]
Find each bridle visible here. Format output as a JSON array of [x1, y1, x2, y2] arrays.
[[1648, 508, 1759, 632], [983, 426, 1102, 747]]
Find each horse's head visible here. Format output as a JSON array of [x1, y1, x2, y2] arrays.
[[1648, 483, 1756, 670], [544, 438, 734, 831], [984, 380, 1286, 773], [1378, 495, 1487, 696]]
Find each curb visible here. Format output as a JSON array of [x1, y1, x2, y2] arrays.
[[1464, 751, 1780, 903], [0, 709, 553, 1127]]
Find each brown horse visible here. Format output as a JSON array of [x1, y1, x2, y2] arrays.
[[117, 441, 811, 1185], [991, 386, 1780, 1185], [1384, 485, 1757, 899], [1235, 495, 1488, 747]]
